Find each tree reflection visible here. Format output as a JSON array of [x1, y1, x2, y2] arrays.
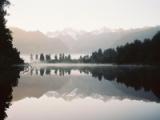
[[82, 67, 160, 98], [30, 66, 160, 99], [0, 67, 23, 120], [40, 68, 45, 76]]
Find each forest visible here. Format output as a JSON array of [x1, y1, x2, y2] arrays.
[[80, 31, 160, 65]]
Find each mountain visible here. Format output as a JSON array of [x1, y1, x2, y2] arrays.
[[11, 26, 160, 54], [11, 27, 69, 54], [47, 26, 160, 52], [112, 26, 160, 47]]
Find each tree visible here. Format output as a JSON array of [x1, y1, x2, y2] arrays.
[[35, 54, 38, 60], [83, 31, 160, 65], [59, 53, 65, 62], [0, 68, 22, 120], [59, 53, 62, 61], [54, 54, 58, 61], [46, 54, 51, 61], [90, 49, 104, 63], [66, 54, 71, 61], [40, 54, 45, 61], [116, 31, 160, 65], [0, 0, 24, 67], [103, 48, 117, 63]]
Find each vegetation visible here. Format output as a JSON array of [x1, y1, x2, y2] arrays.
[[0, 0, 24, 67], [49, 53, 73, 63], [0, 67, 23, 119], [116, 32, 160, 64], [46, 54, 51, 61], [80, 31, 160, 65], [40, 54, 45, 61]]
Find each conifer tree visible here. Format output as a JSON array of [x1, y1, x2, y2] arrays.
[[0, 0, 23, 67]]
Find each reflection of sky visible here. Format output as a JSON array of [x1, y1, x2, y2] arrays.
[[7, 96, 160, 120]]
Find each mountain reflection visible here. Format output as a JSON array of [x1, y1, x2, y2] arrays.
[[0, 67, 23, 120], [14, 66, 160, 103]]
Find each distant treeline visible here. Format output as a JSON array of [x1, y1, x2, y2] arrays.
[[80, 31, 160, 65], [32, 31, 160, 65], [31, 53, 74, 63]]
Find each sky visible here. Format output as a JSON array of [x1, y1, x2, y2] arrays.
[[6, 0, 160, 32]]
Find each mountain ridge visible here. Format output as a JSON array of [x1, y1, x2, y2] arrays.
[[11, 26, 160, 54]]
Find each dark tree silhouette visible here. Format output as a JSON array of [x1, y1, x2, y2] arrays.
[[40, 53, 45, 61], [54, 54, 58, 61], [103, 48, 117, 63], [0, 67, 23, 120], [0, 0, 24, 67], [46, 54, 51, 61], [116, 31, 160, 65], [66, 54, 71, 61]]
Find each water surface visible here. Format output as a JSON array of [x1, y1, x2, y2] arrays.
[[0, 64, 160, 120]]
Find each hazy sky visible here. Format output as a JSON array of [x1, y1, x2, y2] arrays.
[[7, 0, 160, 32]]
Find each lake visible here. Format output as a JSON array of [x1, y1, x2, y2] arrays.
[[1, 64, 160, 120]]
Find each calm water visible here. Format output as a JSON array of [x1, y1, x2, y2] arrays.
[[1, 64, 160, 120]]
